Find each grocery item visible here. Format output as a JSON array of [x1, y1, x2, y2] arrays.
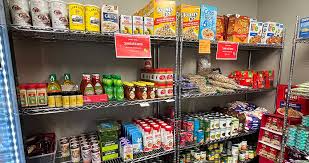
[[248, 19, 263, 44], [9, 0, 31, 26], [36, 83, 47, 106], [178, 4, 200, 40], [68, 3, 85, 31], [48, 74, 62, 93], [227, 14, 250, 43], [19, 84, 28, 107], [143, 82, 155, 99], [26, 84, 37, 107], [156, 83, 166, 98], [29, 0, 51, 28], [76, 93, 83, 107], [49, 0, 68, 30], [133, 16, 144, 35], [85, 5, 100, 33], [92, 74, 103, 95], [80, 74, 95, 96], [62, 93, 70, 108], [134, 82, 147, 100], [165, 82, 173, 97], [143, 126, 153, 152], [101, 4, 119, 33], [69, 92, 77, 107], [276, 108, 302, 118], [261, 22, 277, 44], [143, 17, 154, 35], [199, 4, 217, 40], [120, 15, 133, 34], [216, 15, 226, 41]]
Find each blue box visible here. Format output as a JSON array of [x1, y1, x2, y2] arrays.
[[199, 4, 217, 40], [299, 17, 309, 39]]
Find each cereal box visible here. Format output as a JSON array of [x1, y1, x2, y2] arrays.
[[178, 4, 200, 40], [299, 17, 309, 39], [261, 22, 277, 44], [199, 4, 217, 40], [226, 14, 250, 43], [144, 17, 154, 35], [247, 19, 263, 44], [120, 15, 132, 34], [133, 16, 144, 35], [216, 15, 226, 41], [275, 23, 284, 44], [101, 4, 119, 33]]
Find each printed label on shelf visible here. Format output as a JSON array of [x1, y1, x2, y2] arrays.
[[139, 102, 150, 107], [115, 34, 151, 58], [165, 99, 175, 103], [216, 41, 239, 60], [199, 39, 211, 54]]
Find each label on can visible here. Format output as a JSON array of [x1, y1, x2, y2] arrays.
[[69, 3, 85, 31], [9, 0, 31, 26], [49, 0, 68, 30], [85, 5, 100, 32]]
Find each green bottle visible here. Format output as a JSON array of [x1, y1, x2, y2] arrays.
[[115, 80, 124, 101]]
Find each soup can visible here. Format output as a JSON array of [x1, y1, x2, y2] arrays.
[[81, 145, 92, 163], [29, 0, 51, 28], [60, 141, 70, 157], [68, 3, 85, 31], [49, 0, 68, 30], [70, 144, 81, 163], [9, 0, 31, 26], [85, 5, 100, 32], [91, 147, 101, 163]]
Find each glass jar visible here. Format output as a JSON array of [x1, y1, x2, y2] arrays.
[[155, 83, 166, 98], [27, 84, 37, 107], [134, 82, 147, 100], [165, 82, 173, 97], [143, 82, 155, 99], [123, 82, 135, 100]]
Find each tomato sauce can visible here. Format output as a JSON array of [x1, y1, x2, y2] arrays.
[[49, 0, 68, 30], [68, 3, 85, 32], [29, 0, 51, 29], [85, 5, 100, 33], [9, 0, 31, 27], [82, 145, 92, 163]]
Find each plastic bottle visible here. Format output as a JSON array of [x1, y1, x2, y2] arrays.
[[92, 74, 103, 95], [47, 74, 62, 93]]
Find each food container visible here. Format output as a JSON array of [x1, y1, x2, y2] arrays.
[[123, 82, 136, 100], [226, 14, 250, 43], [155, 83, 166, 98], [49, 0, 68, 30], [134, 82, 147, 100], [9, 0, 31, 26], [144, 82, 156, 99], [85, 5, 100, 33], [19, 84, 28, 107], [178, 4, 200, 40], [133, 16, 144, 35], [143, 17, 154, 35], [62, 93, 70, 108], [68, 3, 85, 32], [120, 15, 133, 34], [81, 145, 91, 163], [216, 15, 226, 41], [101, 4, 119, 33], [199, 4, 217, 40], [71, 144, 81, 162], [26, 84, 37, 107], [247, 19, 263, 44], [29, 0, 51, 28], [60, 140, 70, 157], [91, 147, 101, 163], [165, 82, 173, 97], [153, 69, 167, 83]]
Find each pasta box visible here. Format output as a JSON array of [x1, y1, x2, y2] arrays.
[[261, 22, 277, 44], [226, 14, 250, 43], [248, 19, 263, 44], [199, 4, 217, 40]]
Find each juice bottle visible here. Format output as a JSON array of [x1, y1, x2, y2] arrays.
[[92, 74, 103, 95], [47, 74, 62, 93], [81, 74, 95, 96]]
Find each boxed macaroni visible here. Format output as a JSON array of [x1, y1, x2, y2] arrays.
[[247, 19, 263, 44], [178, 4, 200, 40], [226, 14, 250, 43], [120, 15, 133, 34], [144, 17, 154, 35], [261, 22, 277, 44], [133, 16, 144, 35], [199, 4, 217, 40]]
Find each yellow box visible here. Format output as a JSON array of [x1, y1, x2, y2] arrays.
[[136, 0, 176, 37], [178, 4, 200, 40], [68, 3, 85, 31], [85, 5, 100, 33]]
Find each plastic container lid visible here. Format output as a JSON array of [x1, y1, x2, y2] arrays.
[[36, 83, 47, 88], [165, 125, 172, 131], [166, 82, 173, 87], [155, 83, 166, 87], [27, 84, 37, 89], [19, 84, 28, 89], [143, 126, 152, 132], [153, 124, 160, 130]]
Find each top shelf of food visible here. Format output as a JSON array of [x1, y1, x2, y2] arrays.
[[9, 0, 284, 49]]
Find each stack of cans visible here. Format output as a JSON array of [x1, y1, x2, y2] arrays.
[[59, 133, 101, 163], [286, 126, 297, 147], [295, 127, 309, 151], [302, 116, 309, 128]]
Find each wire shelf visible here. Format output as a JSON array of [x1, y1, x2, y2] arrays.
[[9, 26, 176, 45], [182, 39, 284, 50], [180, 130, 258, 151], [20, 97, 175, 115], [287, 146, 309, 157], [296, 38, 309, 44], [182, 88, 274, 99]]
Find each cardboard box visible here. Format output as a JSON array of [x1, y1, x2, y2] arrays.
[[178, 4, 200, 40], [226, 14, 250, 43], [199, 4, 217, 40], [101, 4, 119, 33], [248, 19, 263, 44], [299, 17, 309, 39], [143, 17, 154, 35], [275, 23, 284, 44], [261, 22, 277, 44], [216, 15, 226, 41], [133, 16, 144, 34], [120, 15, 132, 34]]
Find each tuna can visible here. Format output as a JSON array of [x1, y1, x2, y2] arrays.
[[9, 0, 31, 26], [29, 0, 51, 28], [81, 145, 92, 163], [49, 0, 68, 30], [70, 144, 81, 163], [91, 147, 101, 163], [60, 140, 70, 157], [68, 3, 85, 32], [85, 5, 100, 33]]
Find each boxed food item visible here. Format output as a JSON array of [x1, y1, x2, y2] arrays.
[[248, 19, 263, 44], [226, 14, 250, 43], [143, 17, 154, 35], [216, 15, 226, 41], [261, 22, 277, 44], [178, 4, 200, 40], [135, 0, 176, 37], [199, 4, 217, 40], [101, 4, 119, 33], [299, 17, 309, 39], [274, 23, 284, 44], [120, 15, 133, 34], [133, 16, 144, 35]]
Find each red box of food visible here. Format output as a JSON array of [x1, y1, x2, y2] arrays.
[[83, 94, 108, 103]]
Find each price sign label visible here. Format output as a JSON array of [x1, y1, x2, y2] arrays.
[[115, 34, 151, 58], [216, 41, 239, 60], [199, 39, 211, 54]]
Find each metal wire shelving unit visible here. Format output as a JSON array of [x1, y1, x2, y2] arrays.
[[280, 16, 309, 162]]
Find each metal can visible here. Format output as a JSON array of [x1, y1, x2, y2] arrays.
[[68, 3, 85, 31], [71, 144, 81, 163], [60, 141, 70, 157], [220, 128, 226, 138], [187, 120, 194, 131], [186, 132, 193, 143], [226, 116, 232, 128], [215, 129, 221, 140], [226, 128, 231, 137], [91, 147, 101, 163], [196, 130, 204, 144], [29, 0, 51, 28], [9, 0, 31, 26], [81, 145, 92, 163], [49, 0, 68, 30], [209, 117, 214, 130], [220, 116, 226, 128], [214, 116, 220, 129], [85, 5, 100, 32], [204, 131, 210, 142], [210, 130, 216, 141]]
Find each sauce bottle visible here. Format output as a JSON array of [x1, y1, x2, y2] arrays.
[[102, 75, 113, 100], [81, 74, 95, 96], [63, 73, 75, 86], [92, 74, 103, 95], [47, 74, 62, 93]]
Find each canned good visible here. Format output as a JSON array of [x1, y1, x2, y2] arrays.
[[9, 0, 31, 26], [220, 128, 226, 138], [239, 152, 246, 162], [91, 147, 101, 163], [60, 141, 70, 157], [49, 0, 68, 30], [81, 145, 92, 163], [204, 131, 210, 142], [68, 3, 85, 31], [85, 5, 100, 32], [29, 0, 51, 28], [210, 130, 216, 141], [71, 144, 81, 163], [215, 129, 221, 140], [214, 116, 220, 129], [196, 130, 204, 144], [226, 128, 231, 137], [220, 116, 226, 128], [232, 145, 239, 155], [209, 117, 214, 130], [226, 116, 232, 128]]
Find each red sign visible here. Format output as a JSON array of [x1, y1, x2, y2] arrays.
[[216, 41, 239, 60], [115, 34, 151, 58]]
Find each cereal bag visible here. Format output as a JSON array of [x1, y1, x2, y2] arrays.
[[178, 4, 200, 40], [216, 15, 226, 41], [226, 14, 250, 43], [199, 4, 217, 40]]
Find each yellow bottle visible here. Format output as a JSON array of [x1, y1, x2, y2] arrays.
[[47, 74, 62, 93]]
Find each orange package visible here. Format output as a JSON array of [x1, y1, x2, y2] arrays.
[[226, 14, 250, 43], [216, 15, 226, 41]]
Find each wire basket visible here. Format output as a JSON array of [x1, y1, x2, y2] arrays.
[[26, 134, 57, 163]]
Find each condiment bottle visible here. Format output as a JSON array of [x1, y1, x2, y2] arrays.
[[91, 74, 103, 95], [62, 92, 70, 108], [63, 73, 75, 86], [114, 77, 124, 101], [27, 84, 37, 107], [55, 92, 63, 108], [48, 92, 56, 108], [81, 74, 95, 96], [36, 83, 48, 106], [47, 74, 62, 93], [102, 75, 113, 100], [19, 84, 28, 107]]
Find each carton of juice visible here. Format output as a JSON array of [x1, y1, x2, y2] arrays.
[[216, 15, 226, 41], [248, 19, 263, 44], [120, 15, 132, 34], [133, 16, 144, 35], [199, 4, 217, 40], [226, 14, 250, 43], [178, 4, 200, 40], [261, 22, 277, 44]]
